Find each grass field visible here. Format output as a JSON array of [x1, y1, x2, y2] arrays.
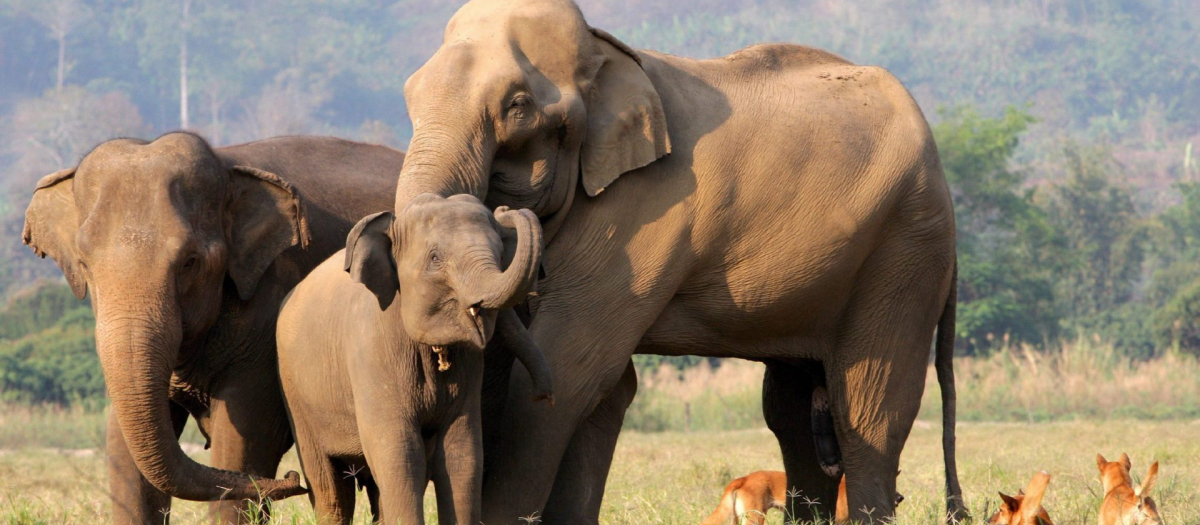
[[4, 347, 1198, 523], [2, 419, 1197, 524]]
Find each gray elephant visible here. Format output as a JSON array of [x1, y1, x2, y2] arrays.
[[277, 194, 553, 525], [368, 0, 965, 523], [22, 132, 404, 524]]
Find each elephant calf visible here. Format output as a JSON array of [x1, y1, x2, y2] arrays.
[[277, 194, 553, 525]]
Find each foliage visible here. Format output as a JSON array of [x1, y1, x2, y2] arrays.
[[0, 282, 100, 405], [0, 0, 1198, 394], [933, 106, 1059, 352]]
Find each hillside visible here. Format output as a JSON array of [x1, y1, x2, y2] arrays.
[[0, 0, 1197, 364]]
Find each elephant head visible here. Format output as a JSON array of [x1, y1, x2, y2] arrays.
[[22, 132, 307, 501], [344, 193, 543, 351], [393, 0, 670, 224]]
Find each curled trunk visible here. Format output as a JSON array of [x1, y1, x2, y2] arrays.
[[476, 207, 543, 310], [95, 294, 305, 502]]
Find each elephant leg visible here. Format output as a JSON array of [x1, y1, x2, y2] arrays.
[[761, 360, 840, 523], [479, 244, 678, 524], [431, 408, 483, 525], [107, 401, 189, 525], [205, 372, 294, 524], [298, 452, 356, 525], [540, 360, 637, 525], [481, 339, 645, 523], [361, 426, 427, 525], [824, 245, 949, 524]]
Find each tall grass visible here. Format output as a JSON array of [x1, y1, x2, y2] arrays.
[[921, 337, 1200, 422], [624, 360, 766, 432], [626, 340, 1200, 433]]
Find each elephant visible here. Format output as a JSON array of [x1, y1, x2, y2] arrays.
[[276, 194, 553, 525], [21, 132, 404, 524], [370, 0, 966, 523]]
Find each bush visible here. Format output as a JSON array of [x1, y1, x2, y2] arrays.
[[0, 282, 101, 405]]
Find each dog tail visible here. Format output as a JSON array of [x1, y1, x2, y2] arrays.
[[936, 263, 967, 522], [1136, 461, 1159, 498], [700, 477, 745, 525]]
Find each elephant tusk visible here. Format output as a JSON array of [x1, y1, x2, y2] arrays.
[[468, 305, 480, 318], [432, 345, 452, 371]]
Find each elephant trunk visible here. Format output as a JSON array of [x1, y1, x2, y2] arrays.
[[495, 309, 554, 404], [474, 207, 543, 310], [94, 290, 305, 502], [393, 123, 492, 211]]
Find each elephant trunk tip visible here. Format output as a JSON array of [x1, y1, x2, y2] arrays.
[[228, 470, 308, 501]]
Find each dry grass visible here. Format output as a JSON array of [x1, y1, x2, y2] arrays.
[[3, 421, 1199, 524], [922, 340, 1200, 421], [4, 344, 1200, 523]]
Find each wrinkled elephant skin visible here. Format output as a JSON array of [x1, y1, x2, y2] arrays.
[[23, 133, 403, 524], [379, 0, 966, 523], [277, 194, 553, 525]]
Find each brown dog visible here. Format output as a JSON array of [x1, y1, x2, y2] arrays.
[[987, 471, 1053, 525], [699, 471, 903, 525], [1097, 454, 1162, 525]]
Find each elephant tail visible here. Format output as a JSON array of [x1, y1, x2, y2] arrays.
[[936, 263, 968, 523]]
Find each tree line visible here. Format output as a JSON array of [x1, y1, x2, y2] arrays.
[[0, 0, 1198, 402]]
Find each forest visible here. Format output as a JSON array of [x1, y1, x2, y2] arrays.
[[1, 0, 1199, 404]]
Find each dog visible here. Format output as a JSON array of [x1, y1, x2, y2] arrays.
[[699, 471, 903, 525], [987, 471, 1053, 525], [1097, 453, 1162, 525]]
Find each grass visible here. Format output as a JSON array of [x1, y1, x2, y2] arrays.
[[2, 421, 1198, 524], [3, 343, 1200, 523], [922, 339, 1200, 422]]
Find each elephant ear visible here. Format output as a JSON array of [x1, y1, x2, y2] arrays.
[[580, 27, 671, 197], [23, 168, 87, 299], [226, 165, 310, 301], [344, 211, 398, 310]]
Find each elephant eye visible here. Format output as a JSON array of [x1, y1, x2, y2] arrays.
[[181, 254, 198, 270], [506, 94, 531, 118], [428, 249, 443, 270]]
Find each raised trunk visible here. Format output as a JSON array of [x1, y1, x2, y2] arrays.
[[475, 208, 542, 310], [95, 294, 304, 502]]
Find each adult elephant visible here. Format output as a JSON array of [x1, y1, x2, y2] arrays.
[[22, 132, 403, 524], [385, 0, 964, 522]]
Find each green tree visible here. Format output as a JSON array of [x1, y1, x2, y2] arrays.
[[935, 106, 1060, 353], [1146, 182, 1200, 354], [0, 282, 101, 405], [1041, 143, 1151, 355]]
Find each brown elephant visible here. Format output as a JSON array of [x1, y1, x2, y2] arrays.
[[277, 194, 554, 525], [22, 132, 403, 524], [375, 0, 966, 523]]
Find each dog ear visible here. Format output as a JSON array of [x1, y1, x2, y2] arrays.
[[1019, 472, 1051, 523], [999, 492, 1019, 511], [1119, 453, 1132, 472], [1096, 454, 1107, 471], [1137, 461, 1159, 497]]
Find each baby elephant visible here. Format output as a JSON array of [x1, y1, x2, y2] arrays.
[[277, 194, 553, 525]]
